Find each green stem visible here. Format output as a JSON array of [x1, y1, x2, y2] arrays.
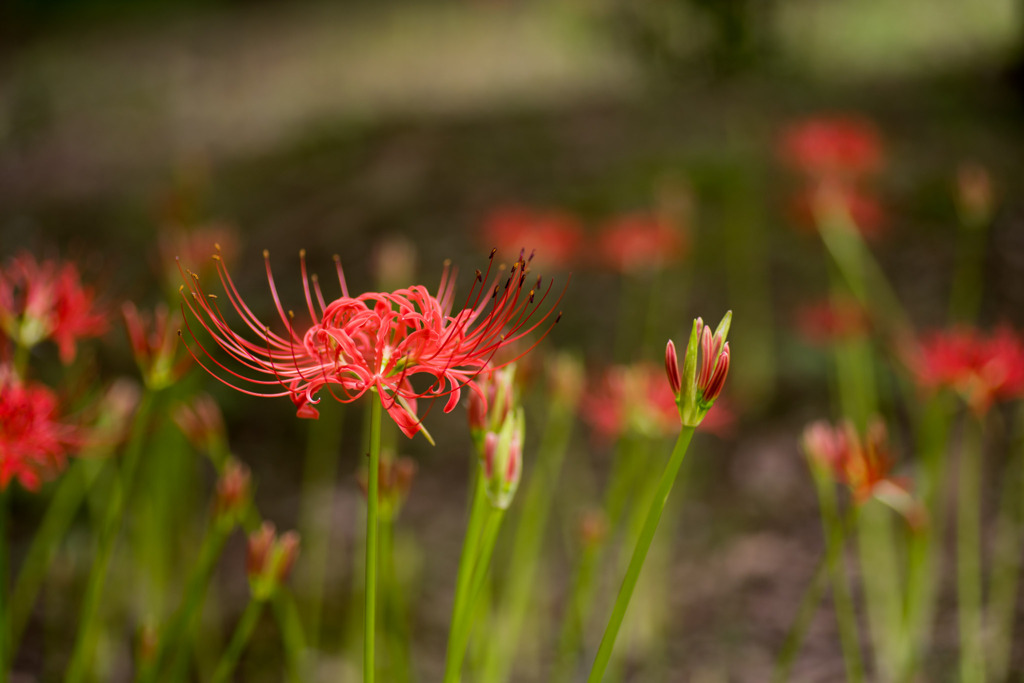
[[958, 414, 985, 683], [587, 426, 695, 683], [443, 468, 488, 682], [480, 399, 575, 682], [811, 465, 864, 683], [211, 598, 265, 683], [364, 396, 382, 683], [272, 590, 308, 683], [11, 343, 29, 380], [65, 390, 158, 683], [379, 518, 413, 683], [856, 500, 902, 680], [948, 215, 988, 324], [773, 554, 828, 683], [146, 520, 232, 683], [553, 536, 602, 683]]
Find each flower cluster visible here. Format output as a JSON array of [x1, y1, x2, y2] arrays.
[[0, 368, 81, 490], [780, 116, 886, 239], [179, 248, 562, 440], [802, 418, 924, 528], [911, 327, 1024, 414], [0, 253, 107, 363]]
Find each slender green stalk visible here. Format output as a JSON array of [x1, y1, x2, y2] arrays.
[[297, 400, 343, 649], [587, 426, 694, 683], [272, 590, 308, 683], [958, 414, 985, 683], [811, 465, 864, 683], [446, 507, 505, 683], [553, 533, 603, 683], [773, 555, 829, 683], [443, 471, 488, 681], [66, 390, 158, 683], [480, 400, 575, 682], [987, 438, 1023, 682], [856, 500, 902, 680], [211, 598, 265, 683], [364, 397, 382, 683], [948, 211, 988, 323], [11, 343, 29, 380], [146, 520, 232, 683]]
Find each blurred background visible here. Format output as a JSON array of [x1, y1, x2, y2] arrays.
[[3, 0, 1024, 680]]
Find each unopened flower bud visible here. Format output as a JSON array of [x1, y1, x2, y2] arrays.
[[246, 522, 301, 599], [466, 365, 517, 438], [955, 163, 994, 228], [481, 407, 524, 509], [213, 459, 251, 526], [670, 311, 732, 427], [547, 352, 584, 409], [173, 394, 228, 460], [356, 453, 418, 521], [578, 509, 609, 549], [122, 302, 189, 389]]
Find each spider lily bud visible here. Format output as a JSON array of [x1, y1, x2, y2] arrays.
[[213, 458, 251, 528], [246, 522, 301, 600], [173, 394, 229, 463], [122, 302, 189, 390], [547, 352, 584, 410], [482, 407, 524, 509], [667, 311, 732, 427], [467, 365, 518, 442]]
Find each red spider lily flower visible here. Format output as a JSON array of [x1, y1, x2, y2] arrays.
[[596, 212, 686, 274], [0, 253, 107, 363], [0, 367, 82, 490], [584, 363, 734, 440], [802, 418, 924, 528], [123, 302, 191, 389], [795, 296, 871, 345], [482, 206, 584, 270], [911, 327, 1024, 414], [788, 182, 886, 239], [780, 117, 883, 179], [666, 312, 732, 427], [179, 248, 563, 440]]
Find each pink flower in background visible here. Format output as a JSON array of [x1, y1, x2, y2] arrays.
[[0, 253, 108, 363], [780, 117, 883, 180], [795, 297, 871, 345], [180, 248, 563, 439], [596, 213, 686, 274], [583, 363, 732, 440], [912, 327, 1024, 414], [0, 368, 81, 490], [482, 206, 583, 270]]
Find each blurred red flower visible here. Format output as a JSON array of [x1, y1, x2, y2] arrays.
[[912, 327, 1024, 414], [180, 248, 563, 440], [583, 363, 732, 440], [795, 297, 871, 345], [780, 117, 883, 179], [0, 253, 108, 363], [595, 213, 686, 274], [0, 368, 81, 490], [482, 206, 583, 270]]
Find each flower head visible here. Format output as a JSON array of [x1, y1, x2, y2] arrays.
[[665, 312, 732, 428], [179, 248, 563, 440], [0, 367, 81, 490], [596, 212, 686, 274], [802, 418, 924, 528], [123, 302, 190, 389], [482, 206, 583, 270], [780, 117, 883, 180], [0, 253, 107, 363], [912, 327, 1024, 414]]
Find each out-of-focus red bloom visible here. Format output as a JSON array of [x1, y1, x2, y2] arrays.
[[180, 248, 563, 440], [595, 213, 686, 274], [912, 327, 1024, 414], [0, 253, 107, 363], [583, 363, 733, 440], [159, 224, 239, 287], [0, 367, 81, 490], [788, 183, 886, 239], [123, 302, 191, 389], [780, 117, 883, 179], [802, 418, 924, 528], [795, 297, 871, 345], [482, 206, 584, 270]]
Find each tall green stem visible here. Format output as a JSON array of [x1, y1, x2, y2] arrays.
[[811, 465, 864, 683], [66, 390, 158, 683], [773, 554, 828, 683], [272, 591, 308, 683], [211, 598, 264, 683], [587, 426, 694, 683], [379, 519, 413, 683], [443, 469, 488, 682], [364, 397, 382, 683], [958, 414, 985, 683], [856, 500, 902, 680]]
